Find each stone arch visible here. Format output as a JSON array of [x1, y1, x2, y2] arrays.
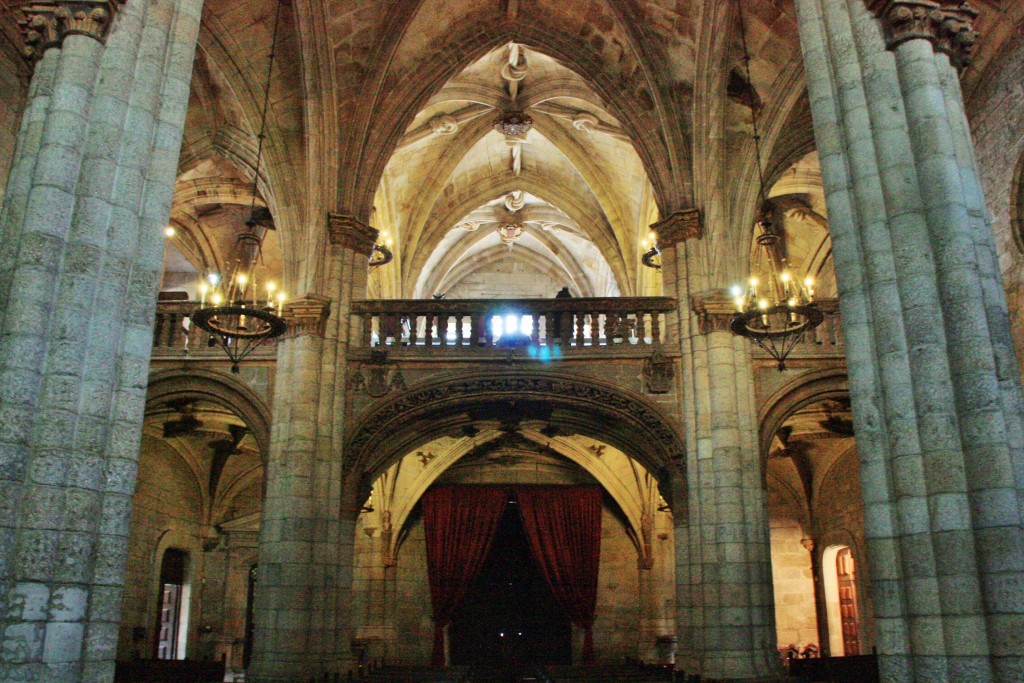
[[377, 428, 657, 565], [343, 370, 687, 515], [145, 369, 272, 458], [758, 368, 849, 461], [408, 172, 627, 296]]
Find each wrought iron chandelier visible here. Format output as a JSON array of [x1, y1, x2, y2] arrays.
[[370, 242, 393, 268], [191, 0, 287, 373], [641, 229, 661, 269], [729, 0, 822, 371]]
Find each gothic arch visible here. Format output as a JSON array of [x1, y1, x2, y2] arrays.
[[408, 172, 627, 297], [145, 369, 273, 458], [758, 368, 849, 461], [343, 369, 687, 514], [377, 428, 658, 566]]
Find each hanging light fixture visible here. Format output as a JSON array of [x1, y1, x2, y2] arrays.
[[191, 0, 288, 373], [370, 231, 394, 268], [729, 1, 822, 371], [640, 230, 660, 270]]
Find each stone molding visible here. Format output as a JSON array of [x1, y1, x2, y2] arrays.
[[871, 0, 979, 68], [345, 372, 686, 479], [327, 212, 378, 256], [16, 0, 124, 60], [691, 291, 736, 335], [651, 208, 702, 247], [282, 294, 331, 339]]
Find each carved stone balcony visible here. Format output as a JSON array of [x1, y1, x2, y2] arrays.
[[349, 297, 678, 353], [149, 297, 843, 362]]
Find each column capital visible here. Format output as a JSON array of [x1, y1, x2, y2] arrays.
[[327, 212, 378, 256], [871, 0, 979, 68], [282, 294, 331, 339], [16, 1, 125, 61], [652, 208, 702, 248], [691, 291, 735, 335]]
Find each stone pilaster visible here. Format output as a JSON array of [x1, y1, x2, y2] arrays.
[[249, 214, 376, 682], [659, 218, 781, 680], [0, 1, 203, 680], [795, 0, 1024, 679]]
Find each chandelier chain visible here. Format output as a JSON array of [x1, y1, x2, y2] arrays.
[[737, 1, 769, 209], [247, 0, 286, 224]]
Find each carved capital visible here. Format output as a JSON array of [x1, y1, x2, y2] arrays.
[[282, 294, 331, 339], [16, 1, 124, 61], [691, 291, 736, 335], [873, 0, 979, 68], [652, 208, 702, 248], [327, 213, 378, 256]]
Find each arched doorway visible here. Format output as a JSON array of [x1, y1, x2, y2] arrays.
[[823, 545, 861, 657], [449, 499, 572, 666], [348, 417, 676, 665]]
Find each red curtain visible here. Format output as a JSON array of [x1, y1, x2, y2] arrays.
[[421, 486, 508, 666], [515, 486, 603, 663]]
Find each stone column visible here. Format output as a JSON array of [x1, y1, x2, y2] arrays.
[[794, 1, 1024, 680], [249, 215, 376, 683], [0, 1, 202, 680], [655, 210, 782, 680]]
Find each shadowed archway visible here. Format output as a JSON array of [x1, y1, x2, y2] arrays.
[[342, 370, 687, 515]]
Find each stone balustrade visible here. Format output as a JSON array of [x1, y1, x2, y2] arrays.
[[349, 297, 678, 349], [149, 297, 843, 359], [150, 300, 278, 360]]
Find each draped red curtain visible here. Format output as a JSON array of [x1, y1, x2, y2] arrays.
[[515, 486, 603, 663], [421, 486, 508, 666]]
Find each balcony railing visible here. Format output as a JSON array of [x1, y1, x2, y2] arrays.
[[150, 298, 843, 359], [151, 300, 278, 359], [778, 298, 843, 357], [349, 297, 679, 349]]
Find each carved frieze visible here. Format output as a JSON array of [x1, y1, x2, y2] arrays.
[[282, 294, 331, 339], [346, 374, 686, 473], [872, 0, 979, 68], [327, 213, 378, 256], [652, 208, 702, 248], [17, 1, 124, 60]]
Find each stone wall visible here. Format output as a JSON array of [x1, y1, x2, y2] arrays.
[[443, 256, 567, 300], [969, 19, 1024, 374], [768, 518, 816, 651], [118, 437, 206, 660]]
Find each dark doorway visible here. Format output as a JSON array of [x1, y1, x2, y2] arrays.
[[154, 548, 189, 659], [449, 500, 572, 666]]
